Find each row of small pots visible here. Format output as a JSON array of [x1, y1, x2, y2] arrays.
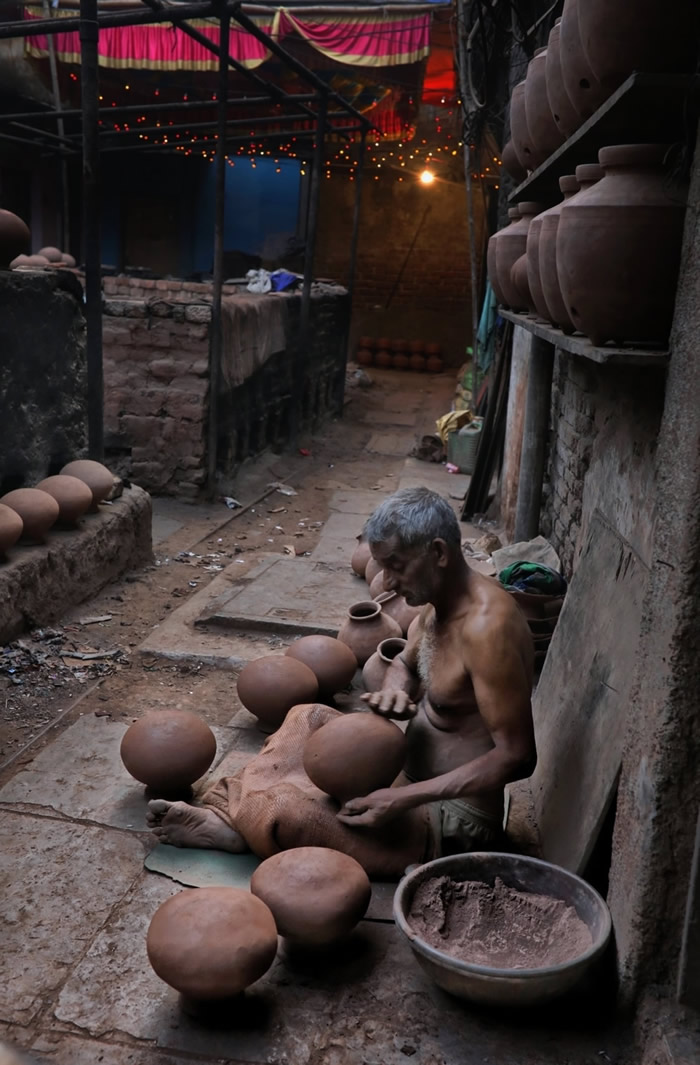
[[503, 0, 699, 182], [488, 143, 687, 347], [0, 208, 76, 270], [358, 337, 441, 355], [357, 348, 444, 373]]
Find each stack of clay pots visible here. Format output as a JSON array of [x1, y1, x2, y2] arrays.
[[0, 210, 76, 271], [355, 338, 443, 373]]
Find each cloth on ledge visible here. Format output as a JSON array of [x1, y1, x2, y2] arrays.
[[220, 293, 288, 388], [201, 702, 432, 879]]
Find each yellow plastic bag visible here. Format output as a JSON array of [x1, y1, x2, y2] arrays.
[[435, 410, 472, 445]]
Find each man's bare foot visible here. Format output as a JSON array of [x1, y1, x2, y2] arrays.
[[147, 800, 247, 853]]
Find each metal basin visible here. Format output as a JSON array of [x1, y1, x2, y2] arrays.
[[393, 852, 612, 1006]]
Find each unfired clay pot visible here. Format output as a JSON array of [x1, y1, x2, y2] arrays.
[[284, 635, 357, 697], [364, 556, 382, 585], [368, 569, 386, 598], [501, 140, 527, 183], [556, 144, 687, 346], [495, 202, 544, 310], [375, 350, 392, 369], [527, 175, 577, 325], [487, 208, 521, 306], [377, 337, 391, 350], [61, 252, 77, 268], [250, 847, 371, 946], [408, 339, 425, 354], [359, 335, 375, 350], [362, 636, 407, 692], [337, 601, 402, 666], [408, 354, 426, 372], [36, 475, 93, 525], [509, 253, 534, 314], [373, 591, 420, 636], [559, 0, 608, 120], [21, 255, 49, 268], [392, 352, 409, 370], [391, 338, 408, 353], [545, 18, 580, 139], [356, 348, 373, 367], [59, 459, 114, 507], [147, 887, 277, 999], [524, 47, 564, 168], [0, 210, 30, 269], [509, 81, 535, 172], [38, 246, 63, 263], [237, 655, 319, 732], [0, 488, 59, 543], [120, 709, 217, 791], [302, 712, 407, 802], [426, 355, 444, 373], [0, 502, 23, 557], [540, 165, 600, 333], [351, 536, 371, 577]]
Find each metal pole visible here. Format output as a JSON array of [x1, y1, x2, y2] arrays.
[[80, 0, 103, 459], [43, 0, 70, 250], [206, 3, 230, 498], [337, 127, 366, 412], [0, 95, 318, 124], [513, 335, 555, 542]]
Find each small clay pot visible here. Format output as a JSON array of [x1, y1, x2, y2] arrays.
[[546, 18, 580, 138], [36, 474, 93, 525], [501, 139, 528, 184], [237, 655, 319, 732], [373, 591, 420, 636], [526, 179, 578, 323], [60, 252, 77, 268], [337, 601, 402, 666], [495, 202, 544, 310], [0, 209, 30, 269], [364, 556, 382, 585], [391, 338, 408, 352], [509, 81, 535, 172], [351, 535, 371, 577], [358, 335, 375, 350], [426, 355, 444, 373], [147, 887, 278, 1000], [120, 709, 217, 792], [425, 342, 441, 356], [356, 348, 374, 367], [487, 208, 521, 307], [368, 569, 386, 598], [375, 349, 393, 369], [0, 488, 59, 543], [284, 635, 358, 697], [22, 255, 50, 268], [59, 459, 114, 507], [303, 711, 407, 802], [510, 253, 534, 313], [38, 246, 63, 263], [538, 172, 586, 332], [10, 254, 30, 269], [392, 352, 409, 370], [524, 47, 564, 170], [251, 847, 371, 946], [0, 502, 23, 557], [408, 339, 425, 354], [377, 337, 391, 350], [362, 636, 407, 692], [408, 353, 426, 372]]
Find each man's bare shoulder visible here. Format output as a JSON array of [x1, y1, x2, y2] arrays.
[[460, 573, 531, 645]]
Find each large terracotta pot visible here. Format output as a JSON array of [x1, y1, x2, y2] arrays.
[[540, 167, 600, 333], [350, 536, 371, 577], [302, 712, 407, 802], [526, 182, 570, 323], [0, 502, 23, 557], [495, 202, 544, 310], [509, 81, 535, 172], [579, 0, 700, 94], [373, 591, 420, 636], [284, 635, 357, 697], [120, 709, 217, 792], [0, 488, 59, 543], [487, 207, 521, 306], [559, 0, 608, 120], [509, 254, 534, 314], [362, 636, 407, 692], [501, 139, 528, 184], [0, 209, 30, 269], [524, 48, 564, 168], [237, 654, 319, 732], [337, 601, 402, 666], [36, 475, 93, 525], [556, 144, 687, 346], [546, 19, 580, 138]]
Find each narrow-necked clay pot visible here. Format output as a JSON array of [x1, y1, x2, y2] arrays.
[[528, 175, 577, 325], [559, 0, 608, 120], [524, 47, 564, 168], [284, 635, 357, 697], [495, 202, 544, 310], [545, 19, 580, 138], [364, 556, 383, 585], [120, 709, 217, 792], [251, 847, 371, 946], [351, 536, 371, 577], [509, 253, 534, 313], [487, 208, 521, 307], [36, 474, 93, 525], [373, 591, 420, 636], [59, 459, 114, 508], [501, 139, 528, 184], [237, 655, 319, 732], [0, 502, 23, 557], [540, 168, 598, 333], [0, 210, 30, 269], [509, 81, 535, 172], [0, 488, 59, 543], [147, 887, 278, 999], [337, 601, 402, 666], [302, 712, 407, 802], [362, 636, 407, 692]]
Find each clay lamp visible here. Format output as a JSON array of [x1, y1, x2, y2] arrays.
[[59, 459, 115, 509], [0, 488, 59, 543], [237, 654, 319, 733], [36, 475, 93, 526], [303, 712, 407, 803], [284, 635, 357, 698], [120, 709, 217, 798]]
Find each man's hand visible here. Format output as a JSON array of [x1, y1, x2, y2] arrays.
[[336, 788, 403, 828], [360, 689, 417, 720]]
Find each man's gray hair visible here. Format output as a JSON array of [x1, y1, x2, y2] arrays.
[[364, 487, 461, 549]]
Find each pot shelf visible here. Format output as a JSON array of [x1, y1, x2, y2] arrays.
[[499, 310, 670, 367], [509, 72, 699, 205]]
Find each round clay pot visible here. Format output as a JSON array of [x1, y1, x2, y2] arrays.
[[373, 591, 420, 637], [362, 636, 407, 691], [59, 459, 114, 507], [495, 202, 544, 310], [337, 601, 402, 666], [120, 709, 217, 792], [251, 847, 371, 946], [509, 81, 535, 172], [60, 252, 76, 267], [0, 488, 59, 543], [408, 339, 425, 354], [35, 474, 93, 525], [147, 887, 277, 1000], [559, 0, 608, 121], [546, 19, 580, 138], [425, 342, 441, 356], [540, 167, 600, 333], [284, 635, 358, 697], [0, 502, 23, 557], [10, 254, 29, 269], [368, 569, 386, 599], [302, 711, 408, 802], [377, 337, 391, 350], [526, 181, 571, 324], [351, 536, 371, 577], [391, 338, 408, 353], [237, 655, 319, 732], [392, 352, 409, 370], [426, 355, 444, 373], [556, 144, 687, 346], [408, 353, 426, 372], [375, 349, 393, 369], [356, 348, 374, 367], [509, 253, 534, 314], [524, 47, 564, 168], [487, 207, 521, 307], [358, 335, 375, 350], [22, 255, 49, 268], [38, 246, 63, 263], [364, 556, 382, 585], [501, 139, 527, 184], [0, 210, 30, 269]]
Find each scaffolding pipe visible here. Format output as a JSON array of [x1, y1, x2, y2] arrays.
[[97, 109, 349, 139], [0, 94, 318, 123], [93, 123, 361, 152], [338, 125, 366, 411], [43, 0, 71, 252]]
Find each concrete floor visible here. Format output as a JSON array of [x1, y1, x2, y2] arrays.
[[0, 370, 634, 1065]]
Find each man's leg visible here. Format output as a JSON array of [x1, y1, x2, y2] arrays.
[[146, 800, 248, 852]]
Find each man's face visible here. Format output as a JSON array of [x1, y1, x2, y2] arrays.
[[369, 536, 440, 606]]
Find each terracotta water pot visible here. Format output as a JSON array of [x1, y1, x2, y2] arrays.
[[556, 144, 687, 346], [0, 488, 59, 543], [559, 0, 608, 120], [120, 709, 217, 791], [237, 654, 319, 732], [59, 458, 114, 507], [302, 711, 407, 801], [0, 503, 23, 557], [337, 601, 402, 666], [356, 348, 373, 367], [509, 253, 535, 313], [426, 355, 444, 373], [545, 20, 581, 138], [147, 887, 277, 999], [540, 166, 600, 333], [495, 202, 544, 309], [373, 591, 420, 636], [362, 636, 407, 691], [487, 207, 521, 306], [251, 847, 371, 946], [375, 349, 393, 369], [351, 535, 371, 577], [284, 635, 358, 696], [36, 474, 93, 525], [392, 352, 409, 370], [501, 139, 527, 183], [0, 210, 30, 268], [368, 569, 386, 598], [509, 81, 535, 172], [364, 556, 382, 584], [529, 174, 577, 327], [524, 47, 565, 168]]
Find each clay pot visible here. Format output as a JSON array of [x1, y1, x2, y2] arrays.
[[364, 556, 383, 585], [526, 182, 570, 324], [35, 474, 93, 525], [408, 353, 426, 372], [362, 636, 407, 691], [38, 246, 63, 263], [237, 655, 319, 732], [59, 459, 114, 507], [487, 208, 521, 306], [356, 348, 373, 367], [426, 355, 444, 373], [60, 252, 76, 268], [556, 144, 687, 346], [377, 337, 391, 350], [495, 202, 544, 310], [0, 503, 23, 557], [0, 488, 59, 543], [120, 709, 217, 792], [284, 635, 358, 697], [358, 335, 375, 349], [147, 887, 277, 1000], [302, 711, 407, 801], [579, 0, 700, 95], [22, 255, 49, 268], [392, 352, 409, 370], [524, 47, 564, 168], [337, 601, 402, 666], [351, 535, 371, 577], [540, 166, 600, 333], [559, 0, 608, 121], [373, 591, 420, 636], [545, 19, 581, 139], [368, 569, 386, 599], [509, 81, 535, 172], [0, 210, 30, 269], [509, 253, 534, 314], [425, 342, 441, 356], [10, 254, 29, 269], [391, 338, 408, 352], [251, 847, 371, 946], [375, 349, 393, 369], [408, 339, 425, 354], [501, 139, 527, 184]]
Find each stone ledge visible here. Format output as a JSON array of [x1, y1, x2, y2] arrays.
[[0, 486, 153, 643]]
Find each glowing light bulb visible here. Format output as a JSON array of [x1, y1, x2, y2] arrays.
[[419, 169, 435, 186]]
